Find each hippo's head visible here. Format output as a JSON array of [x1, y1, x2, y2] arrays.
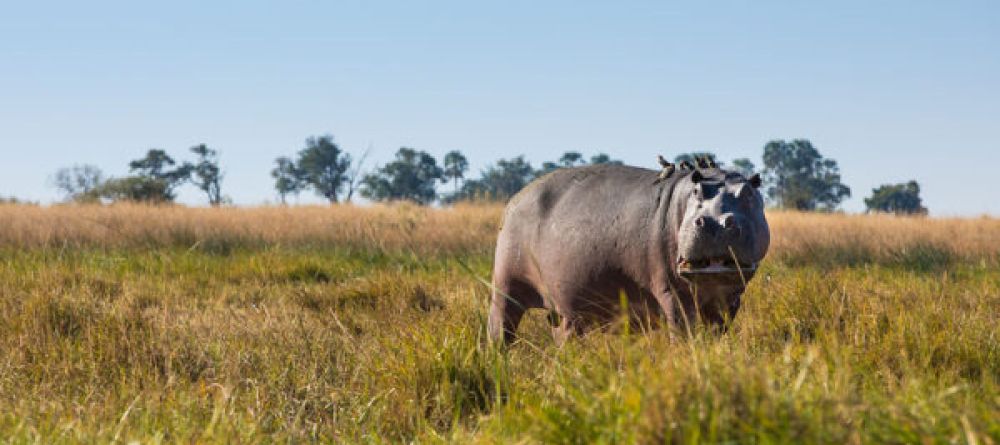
[[674, 168, 769, 286]]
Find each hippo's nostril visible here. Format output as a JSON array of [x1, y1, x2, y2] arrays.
[[695, 216, 705, 227]]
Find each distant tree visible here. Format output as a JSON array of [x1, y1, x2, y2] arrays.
[[451, 156, 535, 202], [534, 151, 623, 178], [864, 181, 927, 215], [129, 149, 173, 177], [343, 146, 370, 203], [86, 176, 174, 204], [442, 150, 469, 193], [189, 144, 224, 206], [590, 153, 623, 165], [489, 156, 536, 199], [730, 158, 756, 177], [674, 152, 719, 166], [761, 139, 850, 211], [296, 135, 352, 203], [360, 147, 443, 205], [0, 196, 26, 205], [559, 151, 585, 167], [128, 149, 191, 200], [52, 164, 105, 202], [129, 149, 190, 183], [271, 157, 304, 204], [535, 161, 561, 178]]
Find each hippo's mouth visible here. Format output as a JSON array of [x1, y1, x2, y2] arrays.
[[677, 257, 756, 277]]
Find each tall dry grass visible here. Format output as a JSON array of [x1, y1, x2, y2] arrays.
[[0, 203, 997, 442], [767, 210, 1000, 267], [0, 203, 997, 265], [0, 203, 502, 254]]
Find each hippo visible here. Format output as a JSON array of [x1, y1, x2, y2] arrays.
[[488, 157, 769, 343]]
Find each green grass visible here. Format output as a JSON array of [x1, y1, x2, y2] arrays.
[[0, 238, 998, 442]]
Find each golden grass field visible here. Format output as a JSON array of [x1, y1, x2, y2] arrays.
[[0, 203, 997, 443]]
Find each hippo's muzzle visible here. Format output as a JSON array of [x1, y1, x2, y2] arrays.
[[677, 256, 757, 285]]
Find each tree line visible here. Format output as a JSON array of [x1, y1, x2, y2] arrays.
[[53, 146, 224, 206], [49, 135, 927, 214]]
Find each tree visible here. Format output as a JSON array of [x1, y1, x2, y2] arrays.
[[344, 146, 371, 203], [129, 149, 190, 182], [52, 164, 104, 202], [590, 153, 623, 165], [0, 196, 25, 205], [442, 150, 469, 193], [271, 157, 304, 205], [731, 158, 756, 177], [535, 151, 584, 178], [559, 151, 585, 167], [864, 181, 927, 215], [535, 151, 623, 178], [189, 144, 224, 206], [761, 139, 851, 211], [86, 176, 174, 203], [296, 135, 352, 203], [487, 156, 536, 199], [128, 149, 191, 201], [450, 156, 535, 202], [360, 147, 443, 205], [535, 161, 561, 178]]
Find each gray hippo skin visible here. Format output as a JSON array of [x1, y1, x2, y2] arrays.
[[488, 159, 770, 343]]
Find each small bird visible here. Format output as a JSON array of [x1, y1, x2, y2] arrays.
[[655, 155, 676, 182]]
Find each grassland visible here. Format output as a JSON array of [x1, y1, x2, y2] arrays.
[[0, 204, 997, 443]]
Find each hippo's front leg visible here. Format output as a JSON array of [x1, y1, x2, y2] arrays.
[[651, 279, 702, 336], [698, 291, 742, 332], [651, 287, 680, 333]]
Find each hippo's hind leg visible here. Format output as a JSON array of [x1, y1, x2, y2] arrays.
[[488, 276, 542, 344]]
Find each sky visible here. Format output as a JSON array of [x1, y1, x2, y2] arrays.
[[1, 1, 998, 215]]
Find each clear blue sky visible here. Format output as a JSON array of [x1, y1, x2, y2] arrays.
[[1, 1, 997, 215]]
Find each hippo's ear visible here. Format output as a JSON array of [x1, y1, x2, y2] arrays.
[[657, 155, 671, 168], [749, 173, 762, 188], [691, 170, 704, 183]]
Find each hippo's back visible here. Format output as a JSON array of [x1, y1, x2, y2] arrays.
[[495, 164, 663, 293]]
